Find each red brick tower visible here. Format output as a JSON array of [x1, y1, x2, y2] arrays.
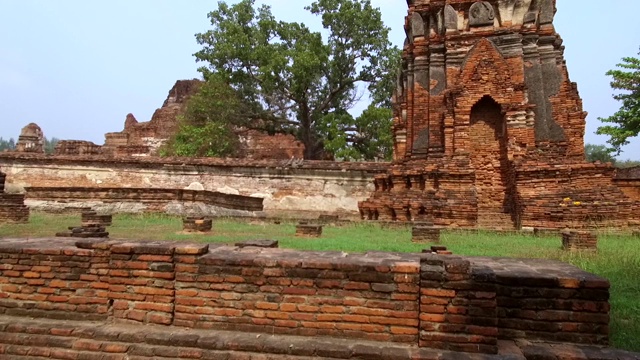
[[359, 0, 638, 229]]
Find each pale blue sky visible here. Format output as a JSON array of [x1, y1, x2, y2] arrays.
[[1, 1, 639, 159]]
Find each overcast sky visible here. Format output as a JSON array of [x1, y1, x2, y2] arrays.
[[1, 1, 639, 159]]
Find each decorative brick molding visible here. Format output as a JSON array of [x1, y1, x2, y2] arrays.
[[0, 238, 612, 355]]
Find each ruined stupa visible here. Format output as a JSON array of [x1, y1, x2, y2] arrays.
[[359, 0, 638, 229], [15, 123, 45, 153]]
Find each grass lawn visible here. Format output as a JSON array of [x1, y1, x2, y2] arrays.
[[1, 212, 639, 352]]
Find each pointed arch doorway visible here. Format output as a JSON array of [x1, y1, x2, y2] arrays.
[[469, 96, 516, 229]]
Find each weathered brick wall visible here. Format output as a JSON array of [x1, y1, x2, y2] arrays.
[[54, 140, 103, 156], [614, 166, 640, 202], [515, 162, 637, 228], [174, 248, 420, 343], [0, 238, 110, 321], [419, 255, 498, 353], [487, 257, 610, 345], [240, 129, 305, 160], [0, 238, 611, 355]]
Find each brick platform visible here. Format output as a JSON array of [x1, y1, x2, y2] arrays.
[[0, 238, 618, 355], [0, 316, 637, 360]]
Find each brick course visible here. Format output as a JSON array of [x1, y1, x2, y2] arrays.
[[0, 238, 614, 355]]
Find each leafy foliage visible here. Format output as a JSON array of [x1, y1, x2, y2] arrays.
[[597, 49, 640, 154], [192, 0, 398, 160], [584, 143, 616, 164], [162, 76, 242, 157]]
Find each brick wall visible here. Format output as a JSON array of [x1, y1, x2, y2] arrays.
[[0, 152, 385, 218], [0, 238, 611, 355]]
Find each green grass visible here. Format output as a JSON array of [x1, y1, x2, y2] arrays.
[[1, 212, 639, 352]]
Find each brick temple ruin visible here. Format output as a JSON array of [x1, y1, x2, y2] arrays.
[[359, 0, 640, 230], [51, 79, 304, 159]]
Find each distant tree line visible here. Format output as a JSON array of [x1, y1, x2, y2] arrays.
[[584, 143, 640, 168], [0, 137, 16, 152], [0, 137, 59, 154]]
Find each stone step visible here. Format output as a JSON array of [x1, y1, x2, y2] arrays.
[[0, 315, 636, 360]]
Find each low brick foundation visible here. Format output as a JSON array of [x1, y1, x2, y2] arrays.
[[55, 210, 112, 238], [319, 214, 340, 224], [81, 211, 113, 227], [0, 316, 637, 360], [183, 217, 213, 233], [562, 230, 598, 251], [24, 186, 265, 213], [0, 238, 614, 356], [0, 171, 29, 224], [412, 225, 441, 243], [295, 224, 323, 237]]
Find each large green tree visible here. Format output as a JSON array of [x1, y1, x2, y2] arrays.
[[191, 0, 398, 160], [596, 49, 640, 155], [162, 76, 245, 157]]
